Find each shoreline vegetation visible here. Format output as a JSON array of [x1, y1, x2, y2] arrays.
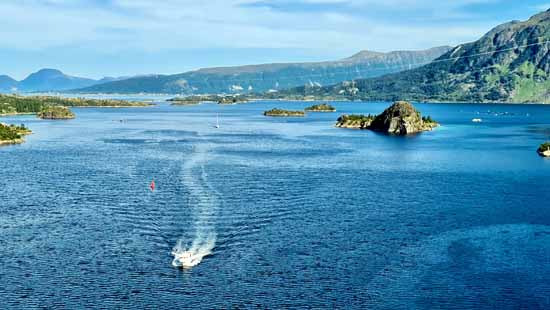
[[169, 95, 249, 105], [264, 108, 305, 117], [0, 94, 151, 117], [171, 92, 549, 105], [252, 93, 550, 104], [336, 101, 439, 135], [0, 123, 32, 146]]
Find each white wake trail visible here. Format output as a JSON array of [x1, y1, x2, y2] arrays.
[[172, 144, 218, 268]]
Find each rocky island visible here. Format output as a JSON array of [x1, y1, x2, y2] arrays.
[[336, 101, 438, 135], [264, 108, 305, 117], [0, 123, 32, 146], [305, 103, 336, 112], [538, 142, 550, 157], [38, 106, 75, 119]]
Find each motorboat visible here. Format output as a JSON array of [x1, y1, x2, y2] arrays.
[[172, 250, 202, 268]]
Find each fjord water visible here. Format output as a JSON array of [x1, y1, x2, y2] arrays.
[[1, 100, 550, 309]]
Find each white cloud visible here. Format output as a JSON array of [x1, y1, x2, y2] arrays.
[[0, 0, 523, 54]]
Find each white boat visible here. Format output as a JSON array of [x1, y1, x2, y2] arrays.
[[214, 114, 220, 128], [472, 118, 483, 123], [172, 250, 203, 268]]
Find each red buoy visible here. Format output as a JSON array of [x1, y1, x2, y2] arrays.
[[150, 180, 156, 191]]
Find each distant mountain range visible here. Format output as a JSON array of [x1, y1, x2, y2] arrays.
[[277, 9, 550, 103], [75, 47, 451, 94], [0, 69, 128, 93]]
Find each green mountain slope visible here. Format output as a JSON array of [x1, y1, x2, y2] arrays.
[[277, 9, 550, 103], [75, 47, 450, 94]]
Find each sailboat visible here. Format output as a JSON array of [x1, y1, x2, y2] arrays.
[[214, 114, 220, 129]]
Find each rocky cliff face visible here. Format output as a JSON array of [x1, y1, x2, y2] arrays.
[[369, 101, 437, 135]]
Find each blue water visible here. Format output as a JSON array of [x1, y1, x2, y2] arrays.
[[1, 100, 550, 309]]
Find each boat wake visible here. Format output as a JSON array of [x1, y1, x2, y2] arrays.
[[172, 143, 219, 268]]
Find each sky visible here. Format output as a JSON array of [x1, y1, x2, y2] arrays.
[[1, 0, 548, 80]]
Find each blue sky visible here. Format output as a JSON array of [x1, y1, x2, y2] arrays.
[[1, 0, 548, 80]]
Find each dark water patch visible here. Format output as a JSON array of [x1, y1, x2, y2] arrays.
[[216, 146, 348, 158], [205, 132, 281, 139], [102, 138, 194, 145], [142, 129, 199, 137], [526, 125, 550, 137]]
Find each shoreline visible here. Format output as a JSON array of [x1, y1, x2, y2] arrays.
[[0, 112, 36, 117], [1, 105, 154, 117], [251, 98, 550, 105], [70, 105, 154, 108], [0, 138, 24, 146]]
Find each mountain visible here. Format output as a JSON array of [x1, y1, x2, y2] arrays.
[[0, 75, 18, 92], [75, 46, 451, 94], [17, 69, 99, 92], [281, 9, 550, 103], [0, 69, 132, 93]]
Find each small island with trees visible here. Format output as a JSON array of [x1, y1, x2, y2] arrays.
[[305, 103, 336, 112], [38, 106, 75, 120], [336, 101, 439, 135], [0, 123, 32, 146], [538, 142, 550, 157], [264, 108, 305, 117], [169, 95, 249, 105]]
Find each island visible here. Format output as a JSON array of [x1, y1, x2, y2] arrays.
[[218, 95, 249, 105], [538, 142, 550, 157], [169, 96, 211, 105], [305, 103, 336, 112], [264, 108, 305, 117], [0, 94, 150, 117], [169, 95, 248, 105], [336, 101, 439, 135], [0, 123, 32, 146], [38, 106, 76, 119], [336, 114, 376, 129]]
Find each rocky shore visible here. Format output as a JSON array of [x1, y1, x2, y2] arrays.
[[0, 123, 32, 146]]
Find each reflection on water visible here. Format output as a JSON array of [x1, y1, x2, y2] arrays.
[[1, 100, 550, 308]]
